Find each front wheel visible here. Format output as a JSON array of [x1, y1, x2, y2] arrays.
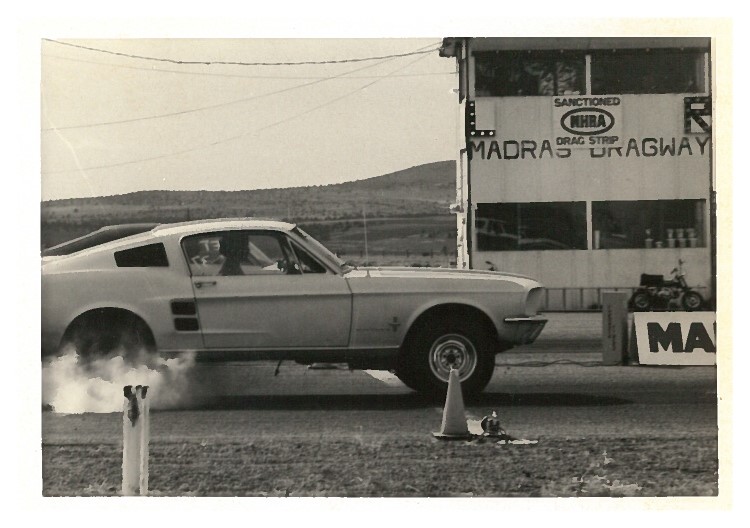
[[682, 291, 704, 311], [396, 319, 496, 397], [631, 291, 652, 312]]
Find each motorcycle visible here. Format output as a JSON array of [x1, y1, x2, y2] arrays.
[[630, 259, 704, 312]]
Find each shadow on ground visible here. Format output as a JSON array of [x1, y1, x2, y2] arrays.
[[163, 392, 631, 411]]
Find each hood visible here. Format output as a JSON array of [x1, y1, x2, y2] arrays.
[[345, 266, 537, 282]]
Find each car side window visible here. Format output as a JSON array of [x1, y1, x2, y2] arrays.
[[289, 240, 327, 274], [243, 233, 290, 275], [182, 231, 294, 277], [114, 243, 169, 267]]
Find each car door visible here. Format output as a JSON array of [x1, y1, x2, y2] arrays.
[[182, 230, 352, 349]]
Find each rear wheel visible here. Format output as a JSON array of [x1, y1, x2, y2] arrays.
[[60, 309, 156, 367], [682, 291, 704, 311], [397, 318, 496, 397]]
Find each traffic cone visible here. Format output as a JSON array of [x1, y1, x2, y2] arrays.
[[432, 368, 471, 439]]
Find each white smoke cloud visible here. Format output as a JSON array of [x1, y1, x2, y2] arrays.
[[42, 346, 198, 414]]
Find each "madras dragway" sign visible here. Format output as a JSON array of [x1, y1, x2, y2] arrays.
[[633, 312, 716, 366]]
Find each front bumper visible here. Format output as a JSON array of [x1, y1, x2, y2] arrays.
[[503, 315, 548, 345]]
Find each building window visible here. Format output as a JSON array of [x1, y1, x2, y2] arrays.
[[590, 49, 706, 94], [476, 202, 587, 251], [473, 51, 586, 96], [592, 199, 705, 249]]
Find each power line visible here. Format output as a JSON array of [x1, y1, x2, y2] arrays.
[[43, 52, 452, 131], [43, 53, 456, 81], [43, 39, 442, 66], [42, 53, 431, 175]]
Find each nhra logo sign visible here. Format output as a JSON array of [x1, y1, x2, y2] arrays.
[[560, 108, 615, 135], [633, 312, 716, 366], [553, 96, 623, 148]]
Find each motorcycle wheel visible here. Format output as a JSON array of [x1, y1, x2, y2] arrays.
[[631, 292, 652, 312], [682, 291, 704, 311]]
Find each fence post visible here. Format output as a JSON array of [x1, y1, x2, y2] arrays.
[[122, 385, 150, 496]]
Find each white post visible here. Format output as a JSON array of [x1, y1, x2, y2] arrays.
[[139, 386, 149, 495], [122, 385, 149, 496]]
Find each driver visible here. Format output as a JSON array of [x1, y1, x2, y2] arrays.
[[218, 236, 245, 276]]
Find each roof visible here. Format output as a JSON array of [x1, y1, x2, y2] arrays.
[[440, 37, 711, 57], [152, 217, 296, 236], [41, 223, 159, 257]]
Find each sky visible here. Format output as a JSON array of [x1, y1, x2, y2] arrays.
[[40, 38, 459, 201]]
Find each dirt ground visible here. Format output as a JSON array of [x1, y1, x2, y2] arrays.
[[42, 435, 718, 497]]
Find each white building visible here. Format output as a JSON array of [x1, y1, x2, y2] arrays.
[[440, 37, 714, 310]]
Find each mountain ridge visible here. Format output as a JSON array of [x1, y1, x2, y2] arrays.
[[42, 160, 456, 208]]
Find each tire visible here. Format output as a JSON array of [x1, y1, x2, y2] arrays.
[[61, 310, 156, 366], [681, 291, 704, 311], [631, 292, 652, 312], [397, 317, 496, 397]]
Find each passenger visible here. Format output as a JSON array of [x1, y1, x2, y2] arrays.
[[191, 238, 226, 265]]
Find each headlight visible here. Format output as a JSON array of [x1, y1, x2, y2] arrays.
[[525, 287, 545, 316]]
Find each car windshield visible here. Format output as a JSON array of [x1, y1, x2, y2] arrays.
[[292, 227, 352, 273]]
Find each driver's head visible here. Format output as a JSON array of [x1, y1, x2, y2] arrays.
[[221, 235, 244, 260]]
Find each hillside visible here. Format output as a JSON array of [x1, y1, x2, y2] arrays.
[[42, 161, 455, 222], [41, 161, 459, 266]]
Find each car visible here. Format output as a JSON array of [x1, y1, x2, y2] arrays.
[[41, 218, 547, 395]]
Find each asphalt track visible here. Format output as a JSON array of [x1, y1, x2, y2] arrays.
[[42, 312, 718, 444]]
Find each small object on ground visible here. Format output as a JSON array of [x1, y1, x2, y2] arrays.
[[495, 438, 539, 445], [481, 411, 505, 437]]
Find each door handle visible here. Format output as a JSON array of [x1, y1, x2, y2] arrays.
[[194, 280, 217, 289]]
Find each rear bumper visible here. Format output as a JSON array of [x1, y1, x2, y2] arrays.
[[503, 315, 547, 345]]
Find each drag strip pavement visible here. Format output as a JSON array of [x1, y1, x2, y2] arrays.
[[363, 369, 485, 434], [363, 370, 405, 387]]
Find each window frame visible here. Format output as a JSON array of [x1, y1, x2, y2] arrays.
[[179, 229, 331, 277], [472, 47, 709, 97], [591, 199, 706, 250], [473, 49, 587, 97], [589, 47, 708, 95], [475, 201, 588, 251]]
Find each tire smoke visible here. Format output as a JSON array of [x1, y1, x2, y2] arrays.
[[42, 345, 198, 414]]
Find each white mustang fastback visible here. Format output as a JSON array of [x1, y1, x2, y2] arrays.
[[42, 219, 547, 394]]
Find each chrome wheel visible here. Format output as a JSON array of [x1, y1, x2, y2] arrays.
[[428, 334, 478, 383]]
